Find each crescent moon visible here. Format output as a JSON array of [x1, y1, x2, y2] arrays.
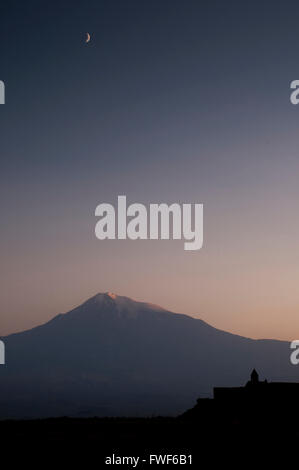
[[86, 33, 91, 43]]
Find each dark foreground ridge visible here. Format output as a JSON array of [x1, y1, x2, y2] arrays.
[[1, 370, 299, 467]]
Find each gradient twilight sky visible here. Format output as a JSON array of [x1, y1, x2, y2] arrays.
[[1, 0, 299, 339]]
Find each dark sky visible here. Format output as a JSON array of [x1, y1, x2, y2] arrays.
[[1, 0, 299, 339]]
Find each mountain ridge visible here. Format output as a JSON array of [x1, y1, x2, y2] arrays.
[[0, 292, 297, 419]]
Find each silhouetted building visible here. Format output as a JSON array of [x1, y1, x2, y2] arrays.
[[181, 369, 299, 425], [214, 369, 299, 414], [250, 368, 259, 384]]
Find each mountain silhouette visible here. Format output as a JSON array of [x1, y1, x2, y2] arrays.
[[0, 292, 297, 418]]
